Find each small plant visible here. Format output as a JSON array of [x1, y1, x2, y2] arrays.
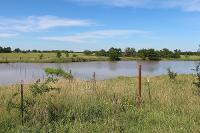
[[65, 52, 69, 57], [193, 63, 200, 95], [39, 54, 43, 60], [44, 68, 73, 80], [167, 68, 177, 80], [72, 54, 77, 57], [56, 51, 62, 58]]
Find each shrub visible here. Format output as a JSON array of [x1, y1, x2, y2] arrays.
[[56, 51, 62, 58], [83, 50, 93, 56], [72, 54, 77, 57], [65, 52, 69, 57], [167, 68, 177, 80], [39, 54, 44, 60], [193, 63, 200, 95], [44, 68, 73, 80]]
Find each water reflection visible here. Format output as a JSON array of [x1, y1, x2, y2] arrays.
[[0, 61, 197, 85]]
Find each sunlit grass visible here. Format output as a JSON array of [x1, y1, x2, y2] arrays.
[[0, 53, 199, 63], [0, 75, 200, 132]]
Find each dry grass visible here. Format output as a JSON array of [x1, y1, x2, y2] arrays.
[[0, 75, 200, 132]]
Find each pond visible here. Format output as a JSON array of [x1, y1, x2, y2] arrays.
[[0, 61, 199, 85]]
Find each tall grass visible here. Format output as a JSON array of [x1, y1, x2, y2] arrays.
[[0, 75, 200, 132]]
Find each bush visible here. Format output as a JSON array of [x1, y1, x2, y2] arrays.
[[44, 68, 73, 80], [39, 54, 44, 60], [56, 51, 62, 58], [83, 50, 93, 56], [193, 63, 200, 95], [65, 52, 69, 57], [167, 68, 177, 80], [95, 49, 107, 56]]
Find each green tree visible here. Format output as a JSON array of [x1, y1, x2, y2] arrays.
[[124, 47, 136, 57], [14, 48, 21, 53], [95, 49, 107, 56], [138, 48, 160, 60], [83, 50, 93, 56], [108, 47, 122, 61]]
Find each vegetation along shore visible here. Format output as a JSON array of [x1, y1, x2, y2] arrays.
[[0, 66, 200, 132], [1, 46, 200, 63]]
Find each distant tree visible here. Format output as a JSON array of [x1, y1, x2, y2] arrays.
[[147, 49, 160, 60], [137, 49, 148, 60], [159, 48, 173, 58], [172, 49, 181, 58], [14, 48, 21, 53], [56, 51, 62, 58], [32, 50, 39, 53], [108, 47, 122, 61], [3, 47, 12, 53], [83, 50, 93, 56], [138, 48, 160, 60], [95, 49, 107, 56], [124, 47, 136, 57], [65, 51, 69, 57]]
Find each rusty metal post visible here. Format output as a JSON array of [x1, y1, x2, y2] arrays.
[[20, 80, 24, 125]]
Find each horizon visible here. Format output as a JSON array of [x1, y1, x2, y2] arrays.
[[0, 0, 200, 51]]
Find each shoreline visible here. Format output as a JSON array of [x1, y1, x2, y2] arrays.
[[0, 57, 200, 63]]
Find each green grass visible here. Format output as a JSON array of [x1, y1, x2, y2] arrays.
[[0, 53, 109, 63], [0, 53, 199, 63], [0, 75, 200, 132]]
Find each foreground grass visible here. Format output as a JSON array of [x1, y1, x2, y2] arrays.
[[0, 75, 200, 132], [0, 53, 199, 63]]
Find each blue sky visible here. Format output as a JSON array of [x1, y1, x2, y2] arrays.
[[0, 0, 200, 51]]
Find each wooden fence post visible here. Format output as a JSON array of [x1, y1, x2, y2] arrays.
[[147, 78, 151, 104], [93, 72, 96, 83], [69, 70, 72, 75], [137, 65, 142, 107], [20, 80, 24, 125]]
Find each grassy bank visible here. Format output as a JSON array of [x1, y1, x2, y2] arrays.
[[0, 75, 200, 132], [0, 53, 199, 63]]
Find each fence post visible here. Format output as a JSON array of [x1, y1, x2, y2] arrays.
[[20, 80, 24, 125], [147, 78, 151, 104], [137, 65, 142, 107], [69, 70, 72, 75], [93, 72, 96, 83]]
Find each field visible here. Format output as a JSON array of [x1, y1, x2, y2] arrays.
[[0, 74, 200, 132], [0, 53, 199, 63]]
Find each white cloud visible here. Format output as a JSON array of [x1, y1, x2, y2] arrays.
[[165, 0, 200, 12], [0, 33, 18, 38], [0, 16, 92, 33], [41, 29, 151, 43], [68, 0, 150, 7], [67, 0, 200, 12]]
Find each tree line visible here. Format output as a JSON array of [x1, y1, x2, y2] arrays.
[[1, 45, 200, 61], [84, 47, 182, 61]]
